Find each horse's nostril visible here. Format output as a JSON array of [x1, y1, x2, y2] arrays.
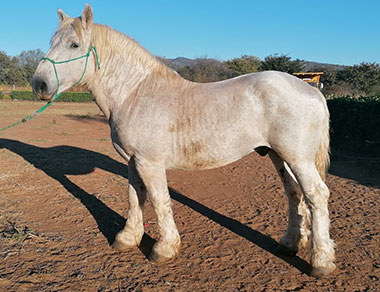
[[32, 76, 48, 95], [39, 81, 47, 93]]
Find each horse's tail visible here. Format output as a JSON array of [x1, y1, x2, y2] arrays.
[[315, 101, 330, 182]]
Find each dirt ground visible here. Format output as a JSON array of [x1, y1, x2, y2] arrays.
[[0, 101, 379, 292]]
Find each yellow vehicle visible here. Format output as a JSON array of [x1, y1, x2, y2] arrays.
[[293, 72, 324, 90]]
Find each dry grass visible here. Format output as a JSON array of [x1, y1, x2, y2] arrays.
[[0, 85, 31, 93], [0, 221, 39, 244], [0, 84, 88, 94]]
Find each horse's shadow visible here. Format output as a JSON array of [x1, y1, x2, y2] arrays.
[[0, 138, 312, 275]]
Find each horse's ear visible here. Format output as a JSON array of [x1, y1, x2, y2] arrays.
[[81, 4, 93, 30], [57, 9, 69, 24]]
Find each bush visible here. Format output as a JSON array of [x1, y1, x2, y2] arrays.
[[10, 91, 94, 102], [59, 92, 94, 102], [10, 90, 38, 101], [0, 91, 3, 99], [327, 95, 380, 156]]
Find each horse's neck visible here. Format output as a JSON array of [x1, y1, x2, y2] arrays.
[[87, 54, 151, 118], [87, 26, 177, 119]]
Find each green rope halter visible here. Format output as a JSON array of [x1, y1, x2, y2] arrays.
[[0, 46, 100, 132]]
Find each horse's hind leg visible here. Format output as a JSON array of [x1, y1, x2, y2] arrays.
[[287, 159, 336, 277], [113, 157, 147, 250], [269, 150, 311, 255], [134, 157, 181, 262]]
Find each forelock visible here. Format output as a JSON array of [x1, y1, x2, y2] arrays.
[[73, 17, 83, 40]]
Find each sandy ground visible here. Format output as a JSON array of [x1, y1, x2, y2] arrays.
[[0, 101, 379, 292]]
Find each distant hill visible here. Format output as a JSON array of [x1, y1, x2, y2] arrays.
[[162, 57, 347, 72], [167, 57, 223, 70], [168, 57, 196, 69], [301, 61, 346, 72]]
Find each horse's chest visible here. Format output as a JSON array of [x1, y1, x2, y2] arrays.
[[109, 119, 135, 158]]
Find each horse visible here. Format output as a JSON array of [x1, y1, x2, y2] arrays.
[[32, 4, 335, 277]]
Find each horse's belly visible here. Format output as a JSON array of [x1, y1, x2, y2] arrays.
[[166, 131, 264, 171]]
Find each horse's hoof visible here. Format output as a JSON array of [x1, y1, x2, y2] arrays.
[[148, 251, 174, 263], [310, 264, 336, 278], [148, 241, 180, 263], [112, 228, 144, 251], [275, 244, 298, 257], [112, 235, 139, 251], [111, 239, 131, 251]]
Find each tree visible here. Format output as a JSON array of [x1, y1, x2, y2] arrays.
[[0, 51, 14, 69], [308, 65, 340, 94], [337, 63, 380, 96], [259, 54, 304, 74], [17, 49, 45, 83], [177, 58, 232, 83], [0, 49, 46, 86], [0, 51, 27, 85], [17, 49, 45, 68], [224, 55, 261, 77]]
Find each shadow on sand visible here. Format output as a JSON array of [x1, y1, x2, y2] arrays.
[[329, 152, 380, 189], [0, 138, 312, 275]]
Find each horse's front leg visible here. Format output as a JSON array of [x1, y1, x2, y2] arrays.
[[135, 157, 181, 262], [112, 157, 146, 250]]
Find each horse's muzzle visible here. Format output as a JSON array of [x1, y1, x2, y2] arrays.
[[31, 75, 53, 100]]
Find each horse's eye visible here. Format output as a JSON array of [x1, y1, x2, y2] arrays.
[[70, 42, 79, 49]]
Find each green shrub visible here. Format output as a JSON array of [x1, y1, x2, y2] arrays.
[[59, 92, 94, 102], [0, 91, 3, 99], [327, 95, 380, 156], [10, 91, 94, 102], [10, 91, 39, 101]]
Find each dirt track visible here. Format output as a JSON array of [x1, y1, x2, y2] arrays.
[[0, 101, 379, 291]]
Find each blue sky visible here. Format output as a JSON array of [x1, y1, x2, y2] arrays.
[[1, 0, 379, 65]]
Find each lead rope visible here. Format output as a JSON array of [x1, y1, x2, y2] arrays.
[[0, 46, 100, 132]]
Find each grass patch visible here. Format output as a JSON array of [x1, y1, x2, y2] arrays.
[[10, 91, 95, 102], [0, 221, 36, 243], [30, 138, 49, 143], [58, 132, 73, 136]]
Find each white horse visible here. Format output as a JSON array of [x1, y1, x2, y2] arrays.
[[32, 5, 335, 277]]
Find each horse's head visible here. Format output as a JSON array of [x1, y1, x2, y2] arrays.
[[32, 4, 96, 100]]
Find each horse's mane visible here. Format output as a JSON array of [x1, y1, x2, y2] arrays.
[[53, 18, 180, 81], [91, 23, 177, 78]]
